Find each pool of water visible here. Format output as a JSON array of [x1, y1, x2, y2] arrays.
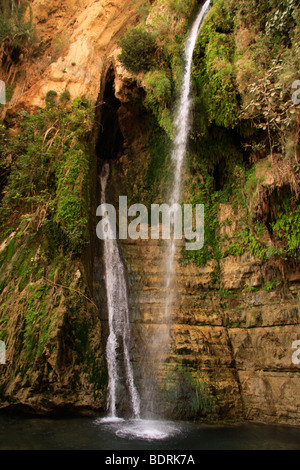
[[0, 414, 300, 450]]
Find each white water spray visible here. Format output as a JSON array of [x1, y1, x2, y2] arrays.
[[100, 163, 141, 419]]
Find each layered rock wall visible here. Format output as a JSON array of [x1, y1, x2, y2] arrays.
[[121, 235, 300, 424]]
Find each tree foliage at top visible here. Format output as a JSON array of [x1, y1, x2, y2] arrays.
[[118, 27, 157, 74]]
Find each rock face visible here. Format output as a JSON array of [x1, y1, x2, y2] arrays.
[[8, 0, 138, 110], [121, 236, 300, 424], [0, 247, 106, 413], [107, 69, 300, 425], [0, 0, 138, 414]]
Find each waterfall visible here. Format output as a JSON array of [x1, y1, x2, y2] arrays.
[[99, 0, 210, 423], [100, 163, 140, 419], [170, 0, 211, 206], [144, 0, 211, 414], [164, 0, 211, 321]]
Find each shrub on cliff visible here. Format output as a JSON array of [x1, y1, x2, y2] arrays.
[[118, 27, 156, 73], [143, 70, 173, 137]]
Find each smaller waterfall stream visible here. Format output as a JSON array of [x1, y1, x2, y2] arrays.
[[100, 163, 140, 419]]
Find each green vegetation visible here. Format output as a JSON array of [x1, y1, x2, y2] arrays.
[[0, 86, 105, 401], [118, 0, 198, 135], [193, 1, 238, 129], [117, 0, 299, 283], [183, 128, 243, 273], [264, 280, 280, 292], [45, 90, 58, 107], [23, 284, 50, 361], [183, 0, 300, 273], [145, 123, 172, 201], [143, 70, 173, 137], [118, 27, 157, 73], [0, 97, 93, 253], [272, 197, 300, 257], [163, 360, 214, 419], [120, 116, 173, 208], [0, 232, 105, 400]]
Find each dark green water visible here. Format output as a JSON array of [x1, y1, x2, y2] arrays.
[[0, 415, 300, 450]]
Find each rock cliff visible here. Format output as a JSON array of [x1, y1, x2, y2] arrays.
[[0, 0, 299, 425], [121, 236, 300, 424], [0, 0, 138, 414], [5, 0, 138, 110]]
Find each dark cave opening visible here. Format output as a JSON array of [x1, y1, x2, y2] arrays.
[[213, 159, 227, 191], [96, 76, 124, 162]]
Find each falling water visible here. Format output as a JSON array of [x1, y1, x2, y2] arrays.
[[165, 0, 211, 324], [98, 0, 210, 433], [100, 163, 140, 419], [143, 0, 211, 414], [171, 0, 211, 206]]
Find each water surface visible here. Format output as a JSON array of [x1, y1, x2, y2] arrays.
[[0, 414, 300, 450]]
